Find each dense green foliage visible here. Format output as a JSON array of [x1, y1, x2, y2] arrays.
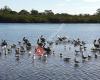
[[0, 6, 100, 23]]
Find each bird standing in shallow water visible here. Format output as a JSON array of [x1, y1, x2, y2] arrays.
[[95, 53, 98, 58], [74, 57, 80, 63], [60, 53, 63, 58], [74, 56, 80, 67], [88, 54, 92, 60], [82, 52, 87, 60]]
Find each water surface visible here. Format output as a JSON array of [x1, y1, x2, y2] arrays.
[[0, 23, 100, 80]]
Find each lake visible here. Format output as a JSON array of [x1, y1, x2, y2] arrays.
[[0, 23, 100, 44], [0, 23, 100, 80]]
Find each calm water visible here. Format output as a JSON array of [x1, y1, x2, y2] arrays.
[[0, 23, 100, 80], [0, 23, 100, 44]]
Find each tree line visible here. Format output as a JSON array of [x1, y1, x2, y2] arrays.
[[0, 6, 100, 23]]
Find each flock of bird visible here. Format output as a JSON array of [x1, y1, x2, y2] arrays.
[[0, 35, 100, 66]]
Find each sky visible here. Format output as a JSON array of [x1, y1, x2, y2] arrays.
[[0, 0, 100, 14]]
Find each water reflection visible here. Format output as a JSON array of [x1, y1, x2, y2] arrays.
[[74, 63, 79, 67], [16, 56, 20, 62]]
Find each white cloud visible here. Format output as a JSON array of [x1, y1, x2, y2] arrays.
[[83, 0, 100, 2]]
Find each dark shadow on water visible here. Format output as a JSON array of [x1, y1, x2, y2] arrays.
[[15, 56, 21, 64], [74, 63, 79, 68], [0, 52, 2, 57], [42, 59, 48, 64], [16, 56, 19, 61], [37, 56, 48, 64]]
